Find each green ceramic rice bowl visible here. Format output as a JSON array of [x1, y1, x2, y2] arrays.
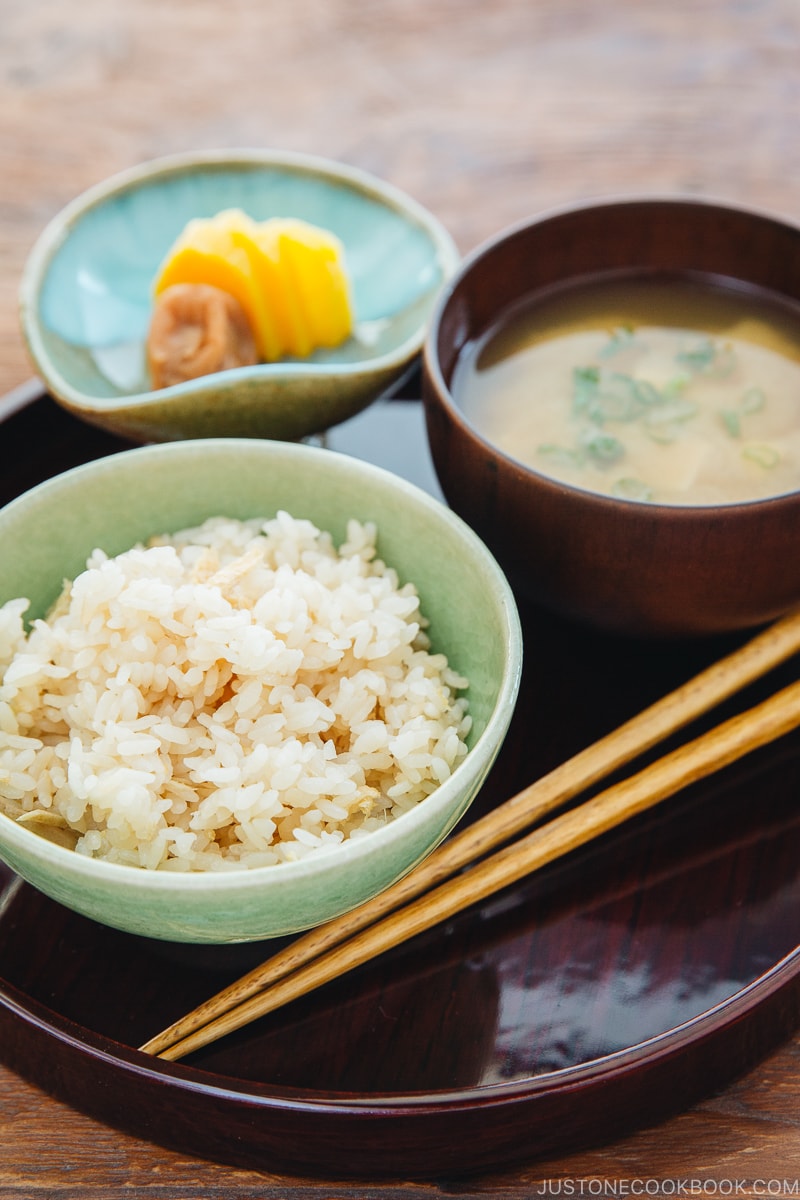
[[0, 439, 521, 943]]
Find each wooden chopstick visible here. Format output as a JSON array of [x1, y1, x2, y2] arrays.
[[149, 675, 800, 1061], [140, 610, 800, 1061]]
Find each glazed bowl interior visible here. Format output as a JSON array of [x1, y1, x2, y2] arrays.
[[20, 149, 460, 443], [423, 196, 800, 638], [0, 439, 521, 943]]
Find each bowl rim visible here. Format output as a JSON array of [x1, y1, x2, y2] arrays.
[[423, 191, 800, 518], [0, 436, 523, 894], [19, 147, 461, 413]]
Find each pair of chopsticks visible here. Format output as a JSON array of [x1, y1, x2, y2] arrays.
[[140, 609, 800, 1062]]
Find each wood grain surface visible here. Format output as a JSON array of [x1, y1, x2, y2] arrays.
[[1, 0, 800, 1194]]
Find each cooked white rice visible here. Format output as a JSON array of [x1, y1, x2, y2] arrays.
[[0, 512, 470, 871]]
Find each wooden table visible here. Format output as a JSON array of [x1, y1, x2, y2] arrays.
[[1, 1, 800, 1194]]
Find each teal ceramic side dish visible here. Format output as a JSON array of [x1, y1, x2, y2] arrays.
[[0, 438, 521, 943], [19, 150, 459, 442]]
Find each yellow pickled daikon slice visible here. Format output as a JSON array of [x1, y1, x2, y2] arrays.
[[271, 219, 354, 353], [242, 220, 314, 359]]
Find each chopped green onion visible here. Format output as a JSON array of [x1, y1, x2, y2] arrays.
[[580, 429, 625, 465], [572, 365, 600, 415], [597, 325, 636, 358], [594, 374, 640, 422], [632, 379, 663, 406], [643, 398, 699, 444], [720, 409, 741, 438], [721, 387, 766, 437], [675, 337, 736, 378], [742, 444, 780, 468], [572, 362, 676, 425], [662, 375, 691, 397], [741, 386, 766, 414], [644, 422, 678, 445], [573, 366, 651, 423], [612, 478, 654, 502], [537, 443, 584, 468], [676, 337, 717, 373]]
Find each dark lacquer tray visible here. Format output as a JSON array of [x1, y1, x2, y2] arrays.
[[1, 382, 800, 1179]]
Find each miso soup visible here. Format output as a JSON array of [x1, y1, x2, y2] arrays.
[[452, 275, 800, 505]]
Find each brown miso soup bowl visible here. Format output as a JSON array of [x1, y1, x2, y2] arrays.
[[422, 196, 800, 638]]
